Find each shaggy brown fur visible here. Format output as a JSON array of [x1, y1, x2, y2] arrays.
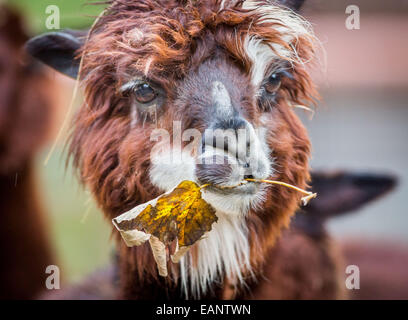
[[0, 6, 55, 299], [26, 0, 319, 299]]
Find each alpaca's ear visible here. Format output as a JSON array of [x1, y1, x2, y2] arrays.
[[292, 171, 397, 237], [275, 0, 305, 11], [303, 171, 397, 220], [25, 30, 87, 79], [0, 6, 28, 47]]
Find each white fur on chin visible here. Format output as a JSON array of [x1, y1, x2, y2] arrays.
[[179, 212, 253, 299]]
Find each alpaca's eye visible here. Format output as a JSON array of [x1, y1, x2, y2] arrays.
[[264, 73, 282, 94], [134, 83, 156, 104]]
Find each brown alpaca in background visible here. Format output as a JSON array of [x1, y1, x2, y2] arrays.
[[308, 171, 407, 300], [0, 6, 56, 299], [250, 170, 398, 299]]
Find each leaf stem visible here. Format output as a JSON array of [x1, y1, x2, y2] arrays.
[[245, 178, 317, 205], [200, 179, 317, 206]]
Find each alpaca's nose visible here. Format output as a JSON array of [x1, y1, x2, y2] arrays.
[[206, 117, 250, 152], [201, 80, 256, 164], [201, 118, 253, 164], [213, 116, 247, 131]]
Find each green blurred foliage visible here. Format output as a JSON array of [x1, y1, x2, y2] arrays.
[[6, 0, 106, 33]]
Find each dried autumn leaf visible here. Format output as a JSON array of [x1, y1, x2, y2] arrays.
[[112, 180, 218, 276], [113, 179, 316, 277]]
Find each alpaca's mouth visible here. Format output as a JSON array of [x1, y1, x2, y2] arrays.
[[195, 146, 270, 196], [205, 180, 261, 195], [149, 139, 272, 215]]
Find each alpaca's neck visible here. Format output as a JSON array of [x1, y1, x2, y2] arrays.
[[0, 163, 53, 299], [178, 213, 253, 299], [117, 252, 252, 300]]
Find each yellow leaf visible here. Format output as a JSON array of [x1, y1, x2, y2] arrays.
[[113, 180, 217, 248], [112, 178, 316, 277]]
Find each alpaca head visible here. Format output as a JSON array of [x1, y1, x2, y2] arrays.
[[28, 0, 318, 297], [0, 5, 52, 174]]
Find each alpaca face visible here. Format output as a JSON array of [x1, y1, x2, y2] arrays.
[[27, 0, 317, 297], [65, 0, 317, 219], [147, 57, 273, 216]]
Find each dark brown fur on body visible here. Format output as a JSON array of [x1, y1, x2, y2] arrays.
[[0, 164, 53, 299], [44, 237, 408, 300], [247, 228, 345, 299], [40, 229, 344, 300], [0, 6, 55, 299]]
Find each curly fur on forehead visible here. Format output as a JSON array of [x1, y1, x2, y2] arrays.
[[80, 0, 317, 99]]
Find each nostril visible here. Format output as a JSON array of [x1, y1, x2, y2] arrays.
[[243, 163, 253, 179]]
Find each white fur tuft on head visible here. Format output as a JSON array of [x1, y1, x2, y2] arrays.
[[241, 0, 317, 87]]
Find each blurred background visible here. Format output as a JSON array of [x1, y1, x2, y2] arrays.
[[1, 0, 407, 297]]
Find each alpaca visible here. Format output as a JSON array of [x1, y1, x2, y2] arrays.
[[27, 0, 321, 299], [0, 6, 55, 299], [39, 170, 398, 300]]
